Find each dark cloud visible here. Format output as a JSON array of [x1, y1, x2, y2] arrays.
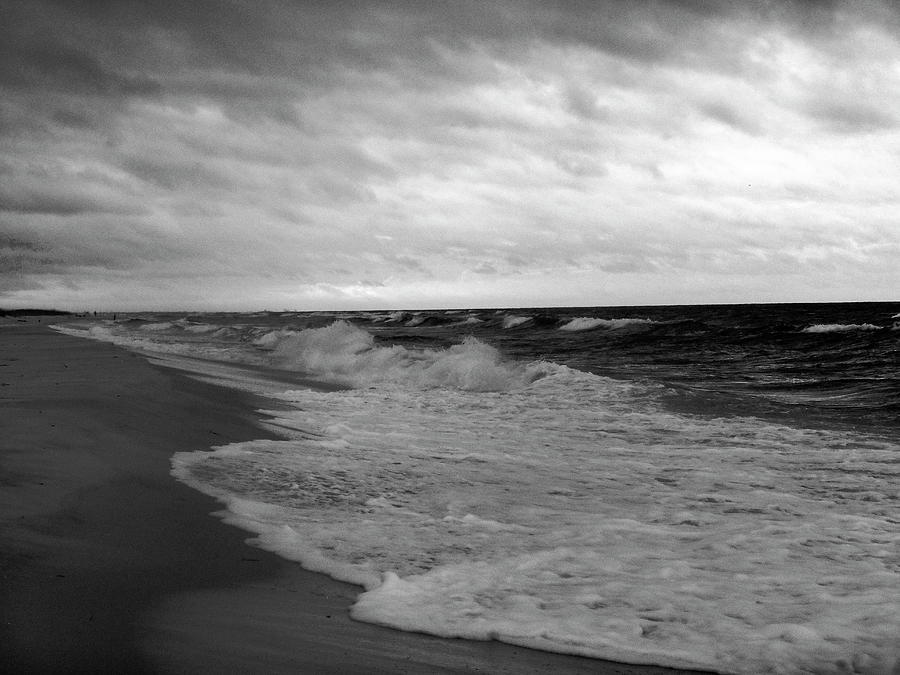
[[0, 273, 44, 294], [0, 228, 73, 276], [120, 155, 234, 191], [807, 100, 898, 133], [0, 155, 145, 216], [564, 85, 609, 121], [0, 43, 160, 97], [305, 174, 377, 204], [472, 262, 499, 275], [0, 3, 163, 142], [0, 235, 55, 277], [51, 107, 103, 131], [4, 0, 895, 135], [393, 255, 424, 271], [7, 2, 900, 80], [0, 213, 220, 278], [0, 2, 162, 97], [0, 183, 144, 216], [699, 101, 762, 134], [2, 0, 900, 309]]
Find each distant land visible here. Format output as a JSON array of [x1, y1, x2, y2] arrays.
[[0, 308, 73, 317]]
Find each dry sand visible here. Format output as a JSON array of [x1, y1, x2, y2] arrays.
[[0, 319, 713, 674]]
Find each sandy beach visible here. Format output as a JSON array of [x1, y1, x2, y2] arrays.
[[1, 319, 712, 674]]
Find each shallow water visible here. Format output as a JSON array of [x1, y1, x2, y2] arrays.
[[55, 302, 900, 674]]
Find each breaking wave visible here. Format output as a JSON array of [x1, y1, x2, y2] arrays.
[[139, 321, 176, 331], [559, 317, 655, 332], [502, 315, 531, 329], [802, 323, 880, 334], [255, 320, 555, 392]]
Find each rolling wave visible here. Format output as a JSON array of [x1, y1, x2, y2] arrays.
[[802, 323, 880, 333], [559, 317, 655, 332]]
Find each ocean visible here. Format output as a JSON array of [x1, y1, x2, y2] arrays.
[[54, 302, 900, 674]]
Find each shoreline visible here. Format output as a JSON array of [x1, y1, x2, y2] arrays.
[[1, 321, 712, 674]]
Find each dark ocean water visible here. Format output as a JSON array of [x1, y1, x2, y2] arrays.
[[54, 301, 900, 674], [367, 302, 900, 434]]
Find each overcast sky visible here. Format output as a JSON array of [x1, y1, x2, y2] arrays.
[[2, 0, 899, 310]]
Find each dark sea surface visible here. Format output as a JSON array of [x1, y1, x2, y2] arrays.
[[379, 302, 900, 433], [54, 302, 900, 675]]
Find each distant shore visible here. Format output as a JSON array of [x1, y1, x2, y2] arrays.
[[0, 319, 712, 674], [0, 308, 73, 317]]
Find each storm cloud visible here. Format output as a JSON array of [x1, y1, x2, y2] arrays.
[[2, 0, 899, 309]]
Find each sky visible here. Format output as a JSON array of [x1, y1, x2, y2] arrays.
[[2, 0, 899, 311]]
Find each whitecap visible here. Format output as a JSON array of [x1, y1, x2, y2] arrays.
[[502, 315, 531, 329], [139, 321, 176, 331], [802, 323, 880, 333], [260, 320, 555, 392], [560, 317, 655, 332]]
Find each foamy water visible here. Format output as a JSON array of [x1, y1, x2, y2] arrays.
[[52, 309, 900, 674], [559, 317, 656, 331], [802, 323, 881, 333]]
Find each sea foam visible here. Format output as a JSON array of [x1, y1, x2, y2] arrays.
[[53, 312, 900, 674], [559, 317, 655, 331], [502, 315, 531, 329], [802, 323, 880, 333], [171, 365, 900, 675], [255, 320, 553, 391], [139, 321, 177, 331]]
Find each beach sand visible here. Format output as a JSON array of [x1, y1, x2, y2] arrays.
[[0, 319, 712, 674]]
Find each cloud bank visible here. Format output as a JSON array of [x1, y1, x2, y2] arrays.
[[2, 0, 899, 309]]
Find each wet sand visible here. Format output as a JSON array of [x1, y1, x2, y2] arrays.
[[0, 320, 713, 674]]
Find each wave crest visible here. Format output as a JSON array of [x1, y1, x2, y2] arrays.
[[502, 315, 531, 329], [559, 317, 655, 332], [139, 321, 176, 331], [259, 320, 553, 392], [802, 323, 880, 334]]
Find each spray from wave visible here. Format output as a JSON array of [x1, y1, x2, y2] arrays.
[[256, 320, 554, 392]]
